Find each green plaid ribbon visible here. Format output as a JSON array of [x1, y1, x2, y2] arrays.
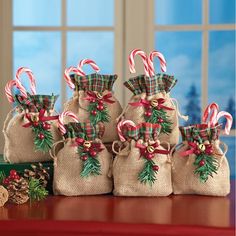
[[180, 124, 222, 143], [15, 93, 58, 112], [122, 123, 161, 141], [124, 73, 177, 96], [70, 73, 117, 93], [64, 122, 97, 140]]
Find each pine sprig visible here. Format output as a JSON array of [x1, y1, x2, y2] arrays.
[[88, 101, 110, 124], [145, 109, 172, 134], [138, 159, 158, 186], [194, 154, 219, 182], [28, 178, 48, 201], [0, 171, 6, 185], [32, 125, 53, 152], [80, 156, 101, 177]]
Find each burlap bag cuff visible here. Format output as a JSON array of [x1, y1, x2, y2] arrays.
[[124, 73, 177, 96], [70, 73, 118, 92]]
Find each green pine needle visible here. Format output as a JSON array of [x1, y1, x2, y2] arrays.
[[138, 159, 157, 186], [80, 156, 101, 177], [145, 108, 172, 135], [88, 102, 110, 124], [28, 178, 48, 201], [194, 153, 219, 182], [0, 171, 6, 185]]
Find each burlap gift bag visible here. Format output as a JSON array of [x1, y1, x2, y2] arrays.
[[120, 49, 187, 146], [64, 59, 122, 143], [3, 67, 61, 163], [113, 121, 172, 196], [52, 111, 113, 196], [172, 103, 233, 196]]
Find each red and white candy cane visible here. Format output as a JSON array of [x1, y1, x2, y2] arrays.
[[15, 67, 36, 96], [78, 59, 100, 74], [214, 111, 233, 135], [58, 111, 79, 135], [117, 120, 136, 142], [148, 50, 167, 76], [64, 66, 85, 90], [202, 103, 219, 126], [128, 49, 150, 77], [5, 80, 27, 103]]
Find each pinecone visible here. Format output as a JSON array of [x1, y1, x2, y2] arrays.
[[7, 177, 29, 204], [24, 163, 50, 187]]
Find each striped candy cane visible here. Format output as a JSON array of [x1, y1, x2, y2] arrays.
[[214, 111, 233, 135], [58, 111, 79, 135], [148, 50, 167, 76], [128, 49, 150, 77], [64, 66, 85, 90], [117, 120, 136, 142], [202, 103, 219, 126], [78, 59, 100, 73], [15, 67, 36, 96], [5, 80, 27, 103]]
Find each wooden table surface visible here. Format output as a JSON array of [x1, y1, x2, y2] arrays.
[[0, 181, 235, 236]]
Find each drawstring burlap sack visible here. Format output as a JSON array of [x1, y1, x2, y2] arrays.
[[113, 122, 172, 197], [64, 73, 122, 143], [172, 124, 230, 196], [52, 121, 113, 196], [121, 74, 187, 146], [3, 93, 61, 164]]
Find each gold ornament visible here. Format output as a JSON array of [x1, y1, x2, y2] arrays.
[[147, 146, 155, 153], [83, 141, 91, 148], [31, 114, 39, 122], [198, 143, 206, 152], [150, 99, 158, 107], [96, 92, 103, 100]]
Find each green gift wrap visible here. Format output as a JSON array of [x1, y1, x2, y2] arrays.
[[0, 155, 54, 194]]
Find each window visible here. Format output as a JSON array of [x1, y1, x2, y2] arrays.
[[155, 0, 235, 178]]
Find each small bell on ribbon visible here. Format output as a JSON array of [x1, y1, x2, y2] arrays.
[[83, 141, 91, 148], [31, 114, 39, 122], [95, 92, 103, 100], [150, 99, 158, 107], [147, 145, 155, 153], [198, 143, 206, 152]]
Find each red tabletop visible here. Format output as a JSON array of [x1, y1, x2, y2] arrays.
[[0, 181, 234, 236]]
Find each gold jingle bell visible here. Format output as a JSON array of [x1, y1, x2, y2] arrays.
[[83, 141, 91, 148], [198, 143, 206, 152], [96, 92, 103, 100], [31, 114, 39, 122], [150, 99, 158, 107], [147, 145, 155, 153]]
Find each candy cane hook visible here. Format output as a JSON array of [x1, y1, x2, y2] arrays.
[[15, 67, 36, 96], [64, 66, 85, 90], [117, 120, 136, 142], [202, 103, 219, 127], [58, 111, 79, 135], [5, 80, 25, 103], [78, 59, 100, 74], [128, 49, 150, 77], [148, 51, 167, 76], [214, 111, 233, 135]]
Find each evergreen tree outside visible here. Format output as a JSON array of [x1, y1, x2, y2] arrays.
[[184, 84, 201, 126], [224, 96, 236, 129]]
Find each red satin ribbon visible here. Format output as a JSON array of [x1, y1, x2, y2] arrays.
[[129, 98, 173, 111], [180, 142, 213, 157], [23, 109, 58, 128], [74, 138, 104, 152], [84, 91, 115, 104]]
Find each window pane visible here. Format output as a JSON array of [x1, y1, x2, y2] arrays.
[[66, 31, 114, 96], [13, 0, 61, 26], [221, 136, 235, 179], [67, 0, 114, 26], [13, 32, 61, 111], [155, 0, 202, 25], [208, 31, 235, 127], [155, 31, 202, 125], [210, 0, 235, 24]]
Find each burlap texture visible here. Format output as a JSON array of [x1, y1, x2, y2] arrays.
[[124, 92, 179, 146], [64, 90, 122, 143], [113, 140, 172, 196], [172, 140, 230, 196], [3, 111, 61, 163], [53, 138, 113, 196]]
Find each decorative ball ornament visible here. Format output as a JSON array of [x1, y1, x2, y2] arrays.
[[33, 122, 39, 127], [145, 111, 152, 117], [89, 150, 97, 157], [198, 144, 206, 152], [38, 133, 45, 140], [206, 148, 214, 155], [152, 165, 159, 171], [81, 155, 88, 161], [151, 99, 158, 107], [83, 141, 91, 148], [158, 118, 164, 123], [97, 105, 104, 111], [147, 146, 155, 153], [42, 122, 51, 130], [91, 110, 97, 116], [146, 153, 154, 159], [199, 160, 205, 166], [195, 149, 201, 155]]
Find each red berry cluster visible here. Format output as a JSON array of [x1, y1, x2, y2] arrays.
[[193, 144, 214, 156], [3, 170, 20, 185], [33, 122, 51, 140], [91, 100, 104, 116], [144, 105, 164, 123]]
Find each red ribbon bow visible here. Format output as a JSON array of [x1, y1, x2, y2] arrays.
[[135, 142, 170, 160], [23, 109, 59, 128], [84, 91, 115, 104], [129, 98, 173, 111], [180, 142, 214, 157]]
